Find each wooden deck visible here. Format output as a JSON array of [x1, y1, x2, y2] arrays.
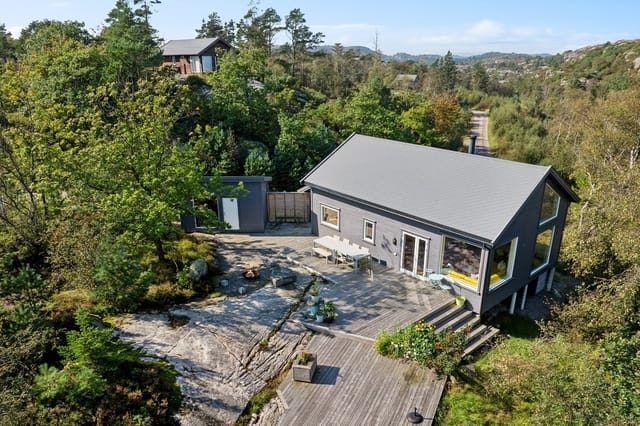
[[278, 334, 446, 425], [214, 233, 455, 424]]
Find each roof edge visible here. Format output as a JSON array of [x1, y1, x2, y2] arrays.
[[546, 167, 579, 202], [307, 183, 493, 245], [300, 132, 358, 184]]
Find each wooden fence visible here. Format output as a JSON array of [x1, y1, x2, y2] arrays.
[[267, 192, 310, 223]]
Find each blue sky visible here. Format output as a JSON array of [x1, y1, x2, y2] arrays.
[[2, 0, 640, 55]]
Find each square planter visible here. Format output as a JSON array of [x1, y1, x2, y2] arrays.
[[292, 353, 317, 383]]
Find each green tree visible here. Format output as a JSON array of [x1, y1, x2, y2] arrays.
[[196, 12, 224, 38], [273, 109, 335, 190], [236, 7, 282, 57], [434, 51, 457, 92], [244, 149, 274, 176], [282, 8, 324, 82], [0, 23, 15, 64], [206, 48, 279, 146], [100, 0, 161, 85], [72, 74, 224, 261]]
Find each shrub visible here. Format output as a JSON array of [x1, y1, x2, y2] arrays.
[[374, 330, 399, 358], [48, 289, 95, 327], [143, 283, 196, 309], [375, 321, 470, 375]]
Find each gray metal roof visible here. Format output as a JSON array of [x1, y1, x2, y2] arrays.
[[303, 134, 565, 243], [161, 38, 226, 56]]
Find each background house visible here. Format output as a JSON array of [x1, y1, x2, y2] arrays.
[[302, 133, 578, 315], [161, 37, 231, 75]]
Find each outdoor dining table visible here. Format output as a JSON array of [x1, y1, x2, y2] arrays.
[[313, 235, 370, 272]]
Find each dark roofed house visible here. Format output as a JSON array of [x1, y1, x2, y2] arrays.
[[392, 74, 420, 89], [302, 133, 578, 315], [161, 37, 232, 75]]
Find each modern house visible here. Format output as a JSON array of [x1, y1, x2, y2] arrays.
[[161, 37, 232, 75], [302, 133, 578, 315]]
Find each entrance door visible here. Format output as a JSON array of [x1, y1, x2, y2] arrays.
[[401, 232, 429, 278], [222, 197, 240, 230]]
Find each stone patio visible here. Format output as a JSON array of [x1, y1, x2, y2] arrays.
[[114, 232, 454, 425]]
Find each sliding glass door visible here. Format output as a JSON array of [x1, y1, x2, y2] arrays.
[[401, 232, 429, 278]]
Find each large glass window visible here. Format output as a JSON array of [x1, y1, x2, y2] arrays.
[[320, 205, 340, 230], [540, 184, 560, 224], [442, 237, 482, 288], [363, 219, 375, 243], [490, 238, 517, 290], [532, 228, 554, 273]]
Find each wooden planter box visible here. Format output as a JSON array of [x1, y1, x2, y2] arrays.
[[292, 353, 317, 383]]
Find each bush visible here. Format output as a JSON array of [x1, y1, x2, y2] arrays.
[[47, 289, 95, 327], [93, 240, 155, 313], [143, 283, 196, 309], [374, 330, 400, 358], [375, 321, 470, 375]]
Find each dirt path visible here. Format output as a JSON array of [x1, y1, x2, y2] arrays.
[[470, 110, 491, 156]]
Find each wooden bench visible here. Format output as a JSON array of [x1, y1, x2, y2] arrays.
[[312, 246, 332, 263]]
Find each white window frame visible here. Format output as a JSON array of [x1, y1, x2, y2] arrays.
[[320, 204, 340, 230], [531, 227, 554, 275], [489, 238, 518, 291], [540, 184, 560, 225], [363, 219, 376, 244]]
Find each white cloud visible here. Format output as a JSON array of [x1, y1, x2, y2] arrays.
[[310, 23, 383, 48], [467, 20, 504, 38], [7, 26, 25, 37]]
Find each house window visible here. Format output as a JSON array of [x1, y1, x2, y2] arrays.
[[540, 184, 560, 224], [531, 228, 554, 273], [490, 238, 517, 290], [190, 56, 201, 73], [442, 237, 482, 288], [363, 219, 375, 243], [320, 205, 340, 230]]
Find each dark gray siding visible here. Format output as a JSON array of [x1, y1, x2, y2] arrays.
[[480, 177, 571, 313], [221, 177, 270, 233], [311, 173, 573, 315], [311, 189, 487, 312], [181, 176, 271, 233]]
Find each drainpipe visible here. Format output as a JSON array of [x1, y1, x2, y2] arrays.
[[520, 284, 528, 310], [469, 135, 477, 154], [509, 292, 517, 314], [546, 267, 556, 291]]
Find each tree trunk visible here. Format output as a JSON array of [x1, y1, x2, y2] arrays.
[[154, 239, 165, 262]]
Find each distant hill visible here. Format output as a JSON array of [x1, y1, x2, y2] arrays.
[[313, 45, 550, 65]]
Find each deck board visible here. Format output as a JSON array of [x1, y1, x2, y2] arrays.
[[279, 335, 446, 425]]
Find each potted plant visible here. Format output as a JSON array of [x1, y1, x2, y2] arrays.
[[292, 351, 317, 382], [309, 281, 320, 303], [321, 300, 338, 323]]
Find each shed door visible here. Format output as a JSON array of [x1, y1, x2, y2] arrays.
[[222, 197, 240, 230]]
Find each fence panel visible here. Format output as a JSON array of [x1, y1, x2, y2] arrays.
[[267, 192, 310, 223]]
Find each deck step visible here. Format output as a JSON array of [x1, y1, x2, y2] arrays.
[[299, 320, 375, 344], [456, 314, 480, 331], [435, 309, 474, 333], [422, 302, 462, 327], [463, 326, 500, 356]]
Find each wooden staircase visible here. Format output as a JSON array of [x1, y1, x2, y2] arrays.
[[421, 300, 500, 357]]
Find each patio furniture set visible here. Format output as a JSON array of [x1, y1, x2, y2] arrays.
[[312, 235, 371, 272]]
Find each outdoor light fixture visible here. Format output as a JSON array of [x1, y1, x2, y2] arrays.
[[393, 237, 397, 245], [407, 407, 424, 423]]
